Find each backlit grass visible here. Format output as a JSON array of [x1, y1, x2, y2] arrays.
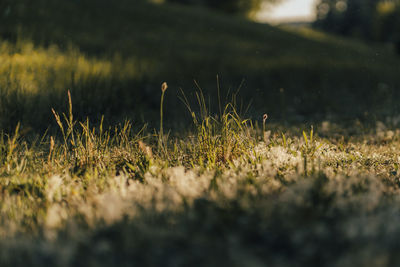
[[0, 39, 148, 131]]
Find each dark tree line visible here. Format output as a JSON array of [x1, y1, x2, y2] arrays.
[[314, 0, 400, 52], [164, 0, 281, 17]]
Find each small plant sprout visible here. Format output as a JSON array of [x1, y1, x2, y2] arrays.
[[262, 114, 270, 144], [302, 126, 319, 155], [262, 113, 268, 132], [281, 132, 287, 148], [301, 125, 322, 176]]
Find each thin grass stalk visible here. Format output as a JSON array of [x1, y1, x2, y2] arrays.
[[159, 82, 168, 149]]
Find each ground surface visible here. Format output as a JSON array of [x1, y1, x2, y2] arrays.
[[1, 108, 400, 266]]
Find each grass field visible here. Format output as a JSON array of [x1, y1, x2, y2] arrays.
[[2, 0, 400, 266]]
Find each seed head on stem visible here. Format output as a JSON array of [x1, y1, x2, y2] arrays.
[[159, 82, 168, 149], [161, 82, 168, 93], [263, 114, 268, 125]]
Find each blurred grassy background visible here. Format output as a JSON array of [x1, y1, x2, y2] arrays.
[[1, 0, 400, 132]]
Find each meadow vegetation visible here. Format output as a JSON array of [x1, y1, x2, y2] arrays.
[[1, 91, 400, 266], [1, 0, 400, 266]]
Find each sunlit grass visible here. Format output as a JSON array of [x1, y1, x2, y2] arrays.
[[0, 39, 150, 131], [0, 40, 114, 92]]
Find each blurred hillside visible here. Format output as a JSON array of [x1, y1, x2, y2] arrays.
[[1, 0, 400, 132]]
